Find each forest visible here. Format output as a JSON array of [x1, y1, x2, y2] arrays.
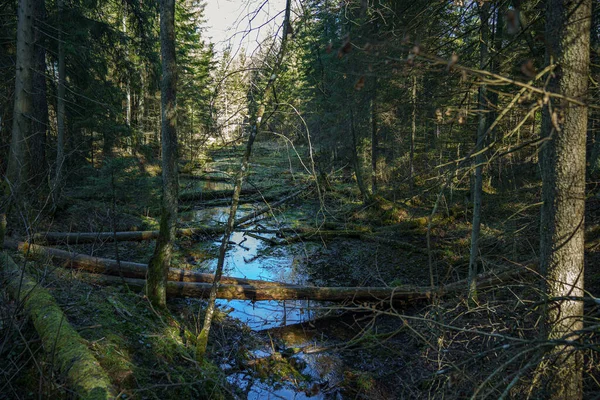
[[0, 0, 599, 398]]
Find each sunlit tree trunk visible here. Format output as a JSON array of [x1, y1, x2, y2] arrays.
[[539, 0, 591, 398], [147, 0, 178, 308], [586, 1, 600, 174], [53, 0, 66, 207], [6, 0, 34, 201], [30, 0, 48, 187], [138, 66, 146, 147]]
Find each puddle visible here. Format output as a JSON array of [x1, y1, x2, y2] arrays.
[[205, 231, 318, 331], [190, 205, 344, 398]]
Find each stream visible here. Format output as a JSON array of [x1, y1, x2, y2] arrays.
[[181, 194, 344, 399]]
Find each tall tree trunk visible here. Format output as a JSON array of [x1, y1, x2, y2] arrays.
[[467, 2, 491, 304], [138, 67, 146, 145], [408, 75, 417, 190], [30, 0, 48, 188], [538, 0, 591, 398], [371, 79, 378, 195], [146, 0, 178, 308], [6, 0, 34, 202], [350, 108, 369, 202], [586, 1, 600, 174], [53, 0, 66, 207], [196, 0, 292, 361], [410, 74, 416, 190]]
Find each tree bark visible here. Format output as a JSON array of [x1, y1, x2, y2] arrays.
[[539, 0, 591, 398], [350, 108, 369, 202], [30, 0, 48, 187], [371, 79, 378, 195], [53, 0, 66, 207], [468, 2, 491, 304], [1, 252, 115, 399], [6, 0, 34, 202], [147, 0, 178, 308]]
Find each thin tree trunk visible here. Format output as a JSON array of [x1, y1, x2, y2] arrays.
[[53, 0, 66, 208], [30, 0, 48, 187], [196, 0, 293, 361], [538, 0, 591, 398], [410, 74, 416, 190], [146, 0, 178, 308], [6, 0, 34, 202], [350, 109, 369, 202], [467, 2, 491, 304], [371, 79, 378, 195], [189, 104, 194, 163], [138, 67, 145, 145]]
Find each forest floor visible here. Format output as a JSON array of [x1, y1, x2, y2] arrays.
[[2, 139, 600, 399]]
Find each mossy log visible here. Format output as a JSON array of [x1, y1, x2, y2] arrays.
[[80, 272, 435, 302], [3, 239, 292, 287], [0, 252, 115, 399]]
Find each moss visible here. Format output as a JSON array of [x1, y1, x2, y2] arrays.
[[1, 252, 115, 399]]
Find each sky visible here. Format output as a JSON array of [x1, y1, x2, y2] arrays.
[[203, 0, 288, 55]]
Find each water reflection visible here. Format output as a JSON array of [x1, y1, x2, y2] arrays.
[[192, 206, 342, 398], [203, 231, 317, 330]]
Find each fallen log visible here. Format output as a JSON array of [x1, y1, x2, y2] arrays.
[[33, 188, 307, 245], [32, 226, 225, 245], [3, 239, 293, 288], [0, 252, 115, 399], [80, 272, 435, 302], [78, 265, 533, 302], [4, 240, 533, 302]]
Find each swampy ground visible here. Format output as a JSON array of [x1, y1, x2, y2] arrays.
[[3, 140, 600, 399]]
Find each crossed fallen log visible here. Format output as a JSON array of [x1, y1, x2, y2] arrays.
[[2, 239, 531, 303], [34, 188, 307, 245]]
